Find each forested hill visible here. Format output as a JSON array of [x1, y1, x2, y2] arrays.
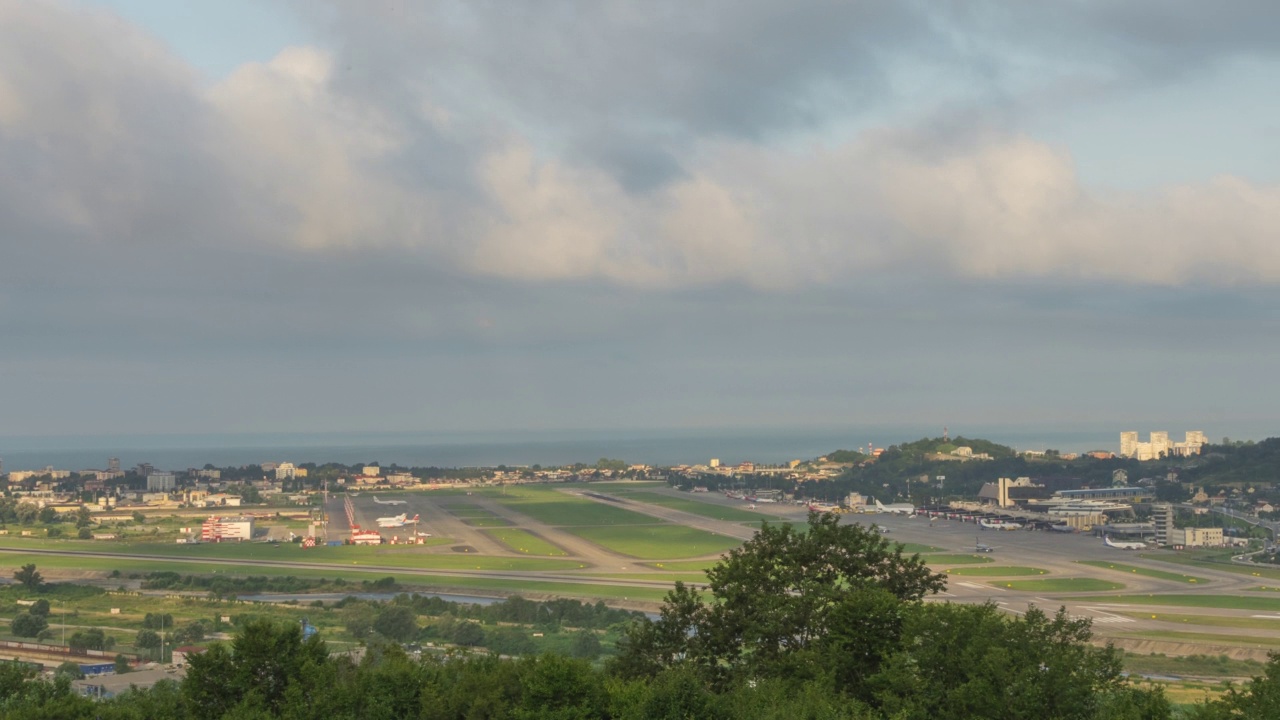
[[829, 436, 1280, 504]]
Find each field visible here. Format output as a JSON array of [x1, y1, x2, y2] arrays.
[[944, 566, 1050, 577], [482, 528, 567, 556], [1073, 594, 1280, 611], [1117, 631, 1280, 649], [567, 525, 742, 559], [491, 489, 659, 526], [994, 578, 1125, 592], [898, 543, 945, 554], [610, 491, 775, 523], [1076, 560, 1208, 584], [1113, 612, 1280, 630], [920, 554, 994, 565], [642, 560, 722, 572]]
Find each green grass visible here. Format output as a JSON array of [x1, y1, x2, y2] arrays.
[[1120, 651, 1265, 680], [461, 516, 512, 527], [579, 573, 709, 583], [1115, 631, 1280, 649], [1076, 560, 1208, 584], [0, 543, 583, 572], [1113, 611, 1280, 630], [0, 552, 669, 603], [920, 554, 994, 565], [899, 543, 945, 554], [1073, 595, 1280, 611], [995, 578, 1125, 592], [482, 529, 567, 556], [643, 560, 721, 572], [1140, 550, 1280, 581], [613, 492, 775, 523], [945, 566, 1050, 577], [567, 525, 742, 559], [492, 487, 661, 527]]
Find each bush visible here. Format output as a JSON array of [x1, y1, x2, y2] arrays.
[[11, 613, 48, 638]]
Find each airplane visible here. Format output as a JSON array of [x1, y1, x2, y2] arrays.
[[372, 496, 406, 506], [1049, 524, 1076, 533], [376, 513, 419, 528], [869, 523, 890, 534], [874, 499, 915, 515], [974, 536, 997, 553], [1104, 535, 1148, 550], [979, 518, 1023, 531]]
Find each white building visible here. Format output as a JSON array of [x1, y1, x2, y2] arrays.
[[276, 463, 297, 481], [201, 516, 254, 542], [1177, 527, 1223, 547], [1119, 432, 1138, 458], [146, 472, 176, 491], [362, 466, 381, 477]]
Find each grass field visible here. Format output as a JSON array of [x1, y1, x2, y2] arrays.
[[1121, 651, 1264, 681], [0, 552, 669, 603], [481, 528, 567, 556], [614, 491, 774, 523], [567, 525, 742, 559], [461, 516, 512, 527], [899, 543, 945, 554], [945, 566, 1050, 577], [1076, 560, 1208, 584], [1073, 595, 1280, 611], [920, 554, 994, 565], [994, 578, 1125, 592], [1116, 631, 1280, 649], [1114, 612, 1280, 630], [492, 488, 661, 527], [580, 573, 709, 583], [642, 560, 722, 572], [1140, 550, 1280, 582], [0, 544, 584, 573]]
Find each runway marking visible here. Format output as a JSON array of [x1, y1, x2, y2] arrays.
[[958, 581, 1005, 592], [1250, 615, 1280, 619], [1077, 607, 1136, 624]]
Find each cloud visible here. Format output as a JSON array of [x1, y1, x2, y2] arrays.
[[4, 0, 1280, 303]]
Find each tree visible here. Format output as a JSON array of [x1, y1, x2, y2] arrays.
[[182, 618, 330, 719], [54, 661, 83, 680], [373, 605, 419, 642], [38, 506, 58, 524], [1192, 652, 1280, 719], [11, 612, 48, 638], [135, 629, 161, 655], [77, 527, 92, 540], [14, 502, 38, 526], [570, 630, 602, 660], [132, 511, 146, 524], [452, 621, 485, 647], [14, 563, 43, 590], [69, 629, 106, 652], [615, 512, 946, 684], [29, 599, 50, 617], [74, 506, 92, 528], [114, 653, 132, 674]]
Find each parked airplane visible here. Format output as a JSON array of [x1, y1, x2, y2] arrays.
[[874, 499, 915, 515], [376, 513, 419, 528], [979, 518, 1023, 531], [1049, 524, 1077, 533], [1104, 535, 1148, 550], [373, 496, 406, 506]]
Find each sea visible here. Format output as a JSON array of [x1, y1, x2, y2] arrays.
[[0, 423, 1264, 473]]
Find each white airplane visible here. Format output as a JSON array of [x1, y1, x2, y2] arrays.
[[376, 513, 419, 528], [979, 518, 1023, 531], [1104, 535, 1148, 550], [974, 537, 997, 553], [870, 523, 890, 534], [874, 499, 915, 515], [372, 496, 406, 506]]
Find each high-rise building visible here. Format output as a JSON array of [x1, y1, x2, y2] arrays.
[[1186, 430, 1207, 446], [108, 457, 120, 473], [1119, 432, 1138, 458], [1150, 431, 1170, 459]]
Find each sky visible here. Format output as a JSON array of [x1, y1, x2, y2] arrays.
[[2, 0, 1279, 440]]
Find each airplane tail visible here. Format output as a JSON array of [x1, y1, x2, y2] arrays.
[[412, 515, 420, 523], [875, 499, 886, 510]]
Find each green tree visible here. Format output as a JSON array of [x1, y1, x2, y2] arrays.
[[132, 511, 146, 524], [14, 563, 43, 590], [11, 612, 48, 638], [615, 512, 945, 684], [68, 628, 106, 652], [114, 653, 132, 674], [135, 629, 162, 655], [1191, 652, 1280, 719], [77, 527, 92, 540], [182, 618, 330, 719], [452, 621, 485, 647], [570, 630, 602, 660], [372, 605, 418, 642], [38, 506, 58, 524], [14, 502, 38, 525], [29, 599, 50, 617], [74, 506, 92, 528]]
